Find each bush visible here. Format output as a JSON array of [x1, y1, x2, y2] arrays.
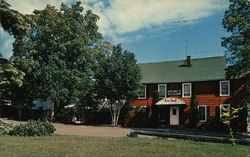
[[9, 120, 56, 136], [127, 131, 138, 138], [0, 119, 13, 135]]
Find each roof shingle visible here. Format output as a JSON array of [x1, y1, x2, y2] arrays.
[[139, 56, 226, 84]]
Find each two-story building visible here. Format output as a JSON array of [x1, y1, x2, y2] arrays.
[[132, 56, 247, 127]]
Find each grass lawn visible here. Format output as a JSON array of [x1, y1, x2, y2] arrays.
[[0, 135, 249, 157]]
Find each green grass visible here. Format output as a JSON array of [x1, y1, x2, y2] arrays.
[[0, 135, 249, 157]]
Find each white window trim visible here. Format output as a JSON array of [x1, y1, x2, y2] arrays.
[[198, 105, 207, 122], [158, 84, 167, 98], [220, 80, 230, 96], [182, 83, 192, 98], [220, 104, 231, 119], [138, 85, 146, 99]]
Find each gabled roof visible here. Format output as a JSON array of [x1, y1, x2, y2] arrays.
[[139, 56, 227, 84]]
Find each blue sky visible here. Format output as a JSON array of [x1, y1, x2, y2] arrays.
[[1, 0, 230, 63]]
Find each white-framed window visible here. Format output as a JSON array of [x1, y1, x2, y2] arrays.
[[182, 83, 192, 98], [138, 85, 146, 99], [220, 104, 231, 119], [158, 84, 167, 98], [220, 80, 230, 96], [198, 105, 208, 122]]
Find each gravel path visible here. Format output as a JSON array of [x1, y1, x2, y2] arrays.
[[53, 123, 132, 137], [1, 119, 132, 137]]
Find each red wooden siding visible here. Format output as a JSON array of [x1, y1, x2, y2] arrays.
[[132, 80, 245, 117]]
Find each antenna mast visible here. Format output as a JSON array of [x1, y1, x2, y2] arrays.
[[172, 19, 199, 57]]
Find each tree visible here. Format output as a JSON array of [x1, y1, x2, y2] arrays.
[[0, 0, 30, 37], [0, 0, 27, 87], [10, 1, 102, 118], [0, 0, 28, 118], [95, 44, 141, 126], [0, 58, 24, 87], [189, 95, 199, 128], [220, 105, 244, 145], [222, 0, 250, 81]]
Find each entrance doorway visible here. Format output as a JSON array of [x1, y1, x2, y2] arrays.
[[170, 106, 179, 125]]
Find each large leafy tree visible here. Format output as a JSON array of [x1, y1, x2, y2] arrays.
[[95, 44, 141, 126], [222, 0, 250, 81], [0, 0, 29, 37], [0, 0, 26, 116], [0, 0, 27, 87], [10, 2, 102, 114]]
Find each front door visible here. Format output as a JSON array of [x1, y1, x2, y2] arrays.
[[170, 106, 179, 125]]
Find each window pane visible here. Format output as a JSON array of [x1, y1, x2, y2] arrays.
[[172, 109, 176, 115], [159, 85, 166, 97], [139, 86, 146, 98], [183, 84, 191, 97], [199, 106, 206, 121], [221, 82, 229, 95]]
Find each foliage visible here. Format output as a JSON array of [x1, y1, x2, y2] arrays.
[[0, 119, 13, 134], [95, 44, 142, 126], [126, 106, 149, 127], [0, 0, 30, 37], [0, 58, 25, 87], [127, 131, 138, 138], [188, 95, 199, 128], [222, 0, 250, 81], [220, 105, 244, 145], [9, 1, 102, 115], [0, 0, 26, 89], [9, 120, 55, 136], [148, 90, 160, 127]]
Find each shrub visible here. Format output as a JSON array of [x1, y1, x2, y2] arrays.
[[0, 119, 13, 135], [9, 120, 56, 136], [127, 131, 138, 138]]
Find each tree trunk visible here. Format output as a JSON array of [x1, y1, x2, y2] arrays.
[[112, 107, 116, 127], [17, 106, 22, 120], [115, 108, 121, 127]]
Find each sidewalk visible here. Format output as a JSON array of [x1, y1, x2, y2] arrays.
[[132, 128, 250, 145]]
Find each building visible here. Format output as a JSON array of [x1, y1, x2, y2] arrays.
[[131, 56, 247, 128]]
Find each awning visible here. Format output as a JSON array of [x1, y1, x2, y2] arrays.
[[156, 97, 187, 106]]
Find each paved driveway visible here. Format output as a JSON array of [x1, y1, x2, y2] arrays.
[[54, 123, 132, 137]]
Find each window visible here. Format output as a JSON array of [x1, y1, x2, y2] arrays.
[[172, 109, 177, 115], [158, 84, 167, 98], [138, 85, 146, 99], [220, 104, 230, 119], [220, 80, 230, 96], [182, 83, 192, 98], [198, 105, 208, 122]]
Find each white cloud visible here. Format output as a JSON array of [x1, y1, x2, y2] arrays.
[[93, 0, 227, 37], [6, 0, 228, 43], [7, 0, 69, 14]]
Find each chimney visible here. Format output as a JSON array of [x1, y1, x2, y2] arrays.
[[186, 56, 191, 66]]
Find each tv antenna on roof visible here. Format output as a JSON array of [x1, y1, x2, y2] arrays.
[[171, 19, 200, 57]]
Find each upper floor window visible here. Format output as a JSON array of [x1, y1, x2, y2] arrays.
[[220, 80, 230, 96], [198, 105, 209, 122], [158, 84, 167, 98], [182, 83, 192, 98], [138, 85, 146, 99]]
